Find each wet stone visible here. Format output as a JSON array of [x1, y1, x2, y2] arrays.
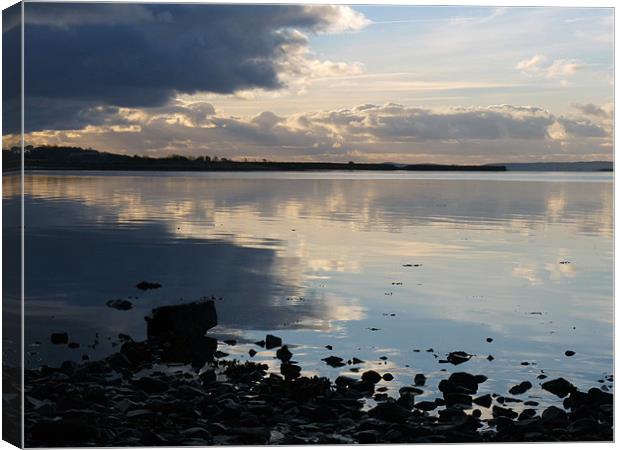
[[136, 281, 162, 290], [541, 378, 575, 398], [361, 370, 382, 384], [322, 356, 345, 368], [473, 394, 493, 408], [106, 299, 133, 310], [509, 381, 533, 395], [414, 374, 427, 386], [51, 333, 69, 345], [265, 334, 282, 349], [445, 351, 472, 365]]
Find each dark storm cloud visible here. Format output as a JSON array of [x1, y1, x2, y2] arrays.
[[19, 3, 365, 133]]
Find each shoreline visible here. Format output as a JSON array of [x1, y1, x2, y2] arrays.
[[24, 300, 613, 446]]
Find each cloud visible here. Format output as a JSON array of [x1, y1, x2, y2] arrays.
[[16, 3, 368, 133], [12, 101, 611, 162], [516, 54, 548, 72], [545, 59, 584, 78], [516, 54, 585, 80], [571, 103, 611, 118]]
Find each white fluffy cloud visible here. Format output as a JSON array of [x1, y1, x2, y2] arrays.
[[516, 54, 585, 81]]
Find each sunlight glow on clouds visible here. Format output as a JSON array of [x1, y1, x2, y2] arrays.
[[2, 4, 614, 163]]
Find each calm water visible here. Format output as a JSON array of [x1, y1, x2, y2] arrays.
[[7, 170, 613, 410]]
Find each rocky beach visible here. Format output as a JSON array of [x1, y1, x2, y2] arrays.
[[24, 300, 613, 446]]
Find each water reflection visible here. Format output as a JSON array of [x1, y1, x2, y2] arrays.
[[23, 171, 613, 409]]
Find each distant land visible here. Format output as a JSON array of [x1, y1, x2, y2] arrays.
[[1, 146, 613, 173], [496, 161, 613, 172]]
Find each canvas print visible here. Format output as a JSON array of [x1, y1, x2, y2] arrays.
[[2, 1, 614, 447]]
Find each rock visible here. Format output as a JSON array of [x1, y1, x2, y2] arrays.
[[492, 405, 518, 419], [368, 401, 409, 423], [248, 349, 257, 357], [133, 376, 168, 393], [541, 378, 575, 398], [280, 363, 301, 380], [473, 394, 492, 408], [120, 341, 152, 366], [351, 357, 364, 365], [223, 339, 237, 346], [414, 374, 427, 386], [106, 299, 133, 310], [399, 386, 423, 396], [349, 380, 375, 394], [586, 387, 613, 406], [335, 376, 357, 387], [325, 345, 333, 350], [565, 350, 575, 357], [322, 356, 345, 367], [136, 280, 162, 290], [444, 393, 472, 407], [181, 427, 212, 440], [382, 373, 394, 381], [276, 345, 293, 362], [448, 372, 480, 393], [509, 381, 533, 395], [415, 401, 437, 411], [199, 369, 216, 384], [30, 421, 99, 446], [487, 355, 495, 361], [361, 370, 382, 384], [541, 406, 568, 428], [354, 430, 380, 444], [67, 342, 80, 349], [486, 337, 493, 342], [50, 333, 69, 345], [397, 392, 415, 409], [445, 351, 472, 365], [145, 300, 217, 341], [265, 334, 282, 349]]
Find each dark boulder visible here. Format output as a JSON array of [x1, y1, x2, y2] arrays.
[[414, 374, 427, 386], [280, 363, 301, 380], [541, 406, 568, 428], [448, 372, 480, 393], [145, 300, 217, 341], [361, 370, 382, 384], [415, 401, 437, 411], [492, 405, 518, 419], [265, 334, 282, 349], [444, 392, 472, 407], [322, 356, 345, 367], [509, 381, 533, 395], [133, 376, 168, 393], [276, 345, 293, 363], [368, 401, 409, 423], [473, 394, 492, 408], [120, 341, 152, 366], [445, 351, 472, 365], [50, 333, 69, 345], [541, 378, 575, 398]]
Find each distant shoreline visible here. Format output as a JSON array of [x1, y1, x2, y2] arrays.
[[2, 146, 613, 173]]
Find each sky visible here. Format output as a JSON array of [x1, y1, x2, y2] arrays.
[[2, 3, 614, 163]]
